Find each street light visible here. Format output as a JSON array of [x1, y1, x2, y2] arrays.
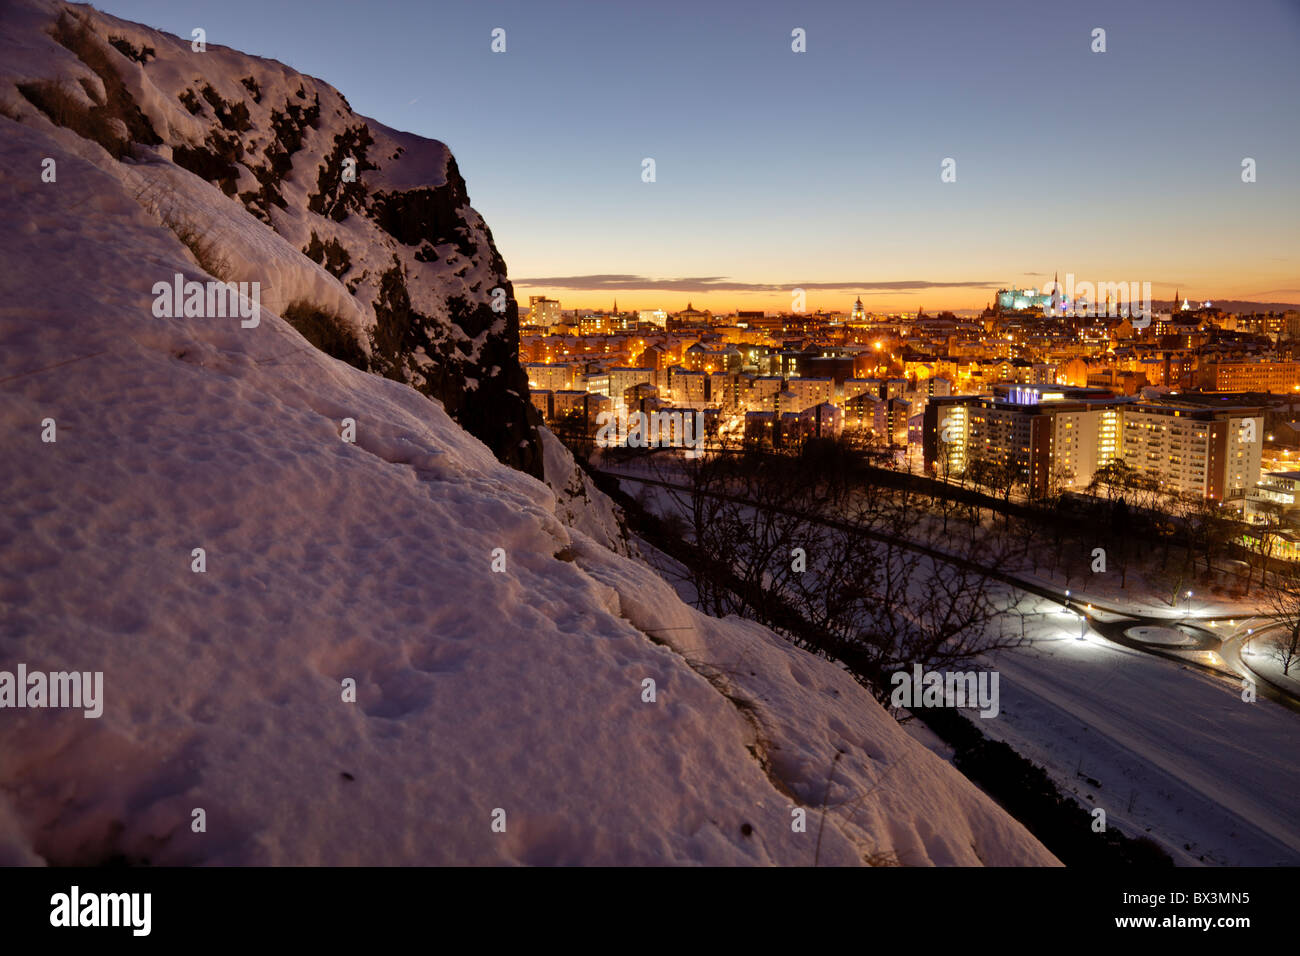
[[1184, 589, 1193, 620]]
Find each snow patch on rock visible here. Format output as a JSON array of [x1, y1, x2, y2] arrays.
[[539, 427, 630, 557]]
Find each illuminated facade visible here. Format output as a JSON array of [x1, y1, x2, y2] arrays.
[[523, 362, 578, 392], [995, 287, 1052, 311], [1197, 361, 1300, 393], [1120, 405, 1262, 501], [528, 296, 561, 327], [607, 367, 656, 409], [850, 296, 867, 324], [924, 386, 1264, 502]]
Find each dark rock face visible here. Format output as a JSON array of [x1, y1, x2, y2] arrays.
[[444, 288, 542, 480], [304, 232, 351, 279], [308, 124, 376, 222], [173, 132, 242, 196], [366, 255, 541, 479], [369, 157, 478, 261], [363, 158, 541, 478]]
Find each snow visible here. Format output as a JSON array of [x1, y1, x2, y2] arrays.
[[538, 427, 631, 556], [128, 158, 369, 334], [0, 93, 1055, 863], [1126, 625, 1197, 647], [1240, 630, 1300, 697]]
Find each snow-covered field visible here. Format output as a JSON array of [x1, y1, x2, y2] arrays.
[[0, 2, 1057, 866]]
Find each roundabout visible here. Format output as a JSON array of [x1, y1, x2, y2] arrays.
[[1124, 624, 1216, 650]]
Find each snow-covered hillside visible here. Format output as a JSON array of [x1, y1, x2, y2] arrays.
[[0, 3, 1056, 866], [0, 0, 539, 475], [539, 427, 633, 557]]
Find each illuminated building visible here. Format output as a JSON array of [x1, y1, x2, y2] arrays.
[[849, 296, 867, 324], [924, 385, 1264, 502], [528, 295, 561, 328], [1120, 403, 1262, 501], [1197, 360, 1300, 393], [607, 367, 656, 409], [523, 362, 579, 391], [995, 287, 1052, 312], [676, 302, 708, 325]]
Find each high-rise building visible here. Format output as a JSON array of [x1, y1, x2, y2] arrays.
[[528, 296, 562, 327], [923, 385, 1263, 502], [1120, 403, 1261, 501]]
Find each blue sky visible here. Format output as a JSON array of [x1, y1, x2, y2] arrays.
[[99, 0, 1300, 311]]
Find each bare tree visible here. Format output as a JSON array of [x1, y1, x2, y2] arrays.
[[1183, 493, 1239, 579], [1265, 627, 1300, 677], [1263, 561, 1300, 676], [662, 443, 1027, 702], [1242, 502, 1283, 597]]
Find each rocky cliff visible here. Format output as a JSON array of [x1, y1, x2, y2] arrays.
[[0, 0, 540, 475]]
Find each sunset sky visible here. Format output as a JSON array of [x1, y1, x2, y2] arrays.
[[102, 0, 1300, 314]]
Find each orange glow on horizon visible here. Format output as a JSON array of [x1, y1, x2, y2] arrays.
[[515, 283, 1300, 317]]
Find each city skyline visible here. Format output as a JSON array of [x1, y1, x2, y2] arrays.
[[521, 286, 1251, 319], [95, 0, 1300, 314]]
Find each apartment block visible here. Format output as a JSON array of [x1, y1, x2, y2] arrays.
[[923, 385, 1262, 501]]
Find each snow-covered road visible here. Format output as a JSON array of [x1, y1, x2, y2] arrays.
[[983, 601, 1300, 865]]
